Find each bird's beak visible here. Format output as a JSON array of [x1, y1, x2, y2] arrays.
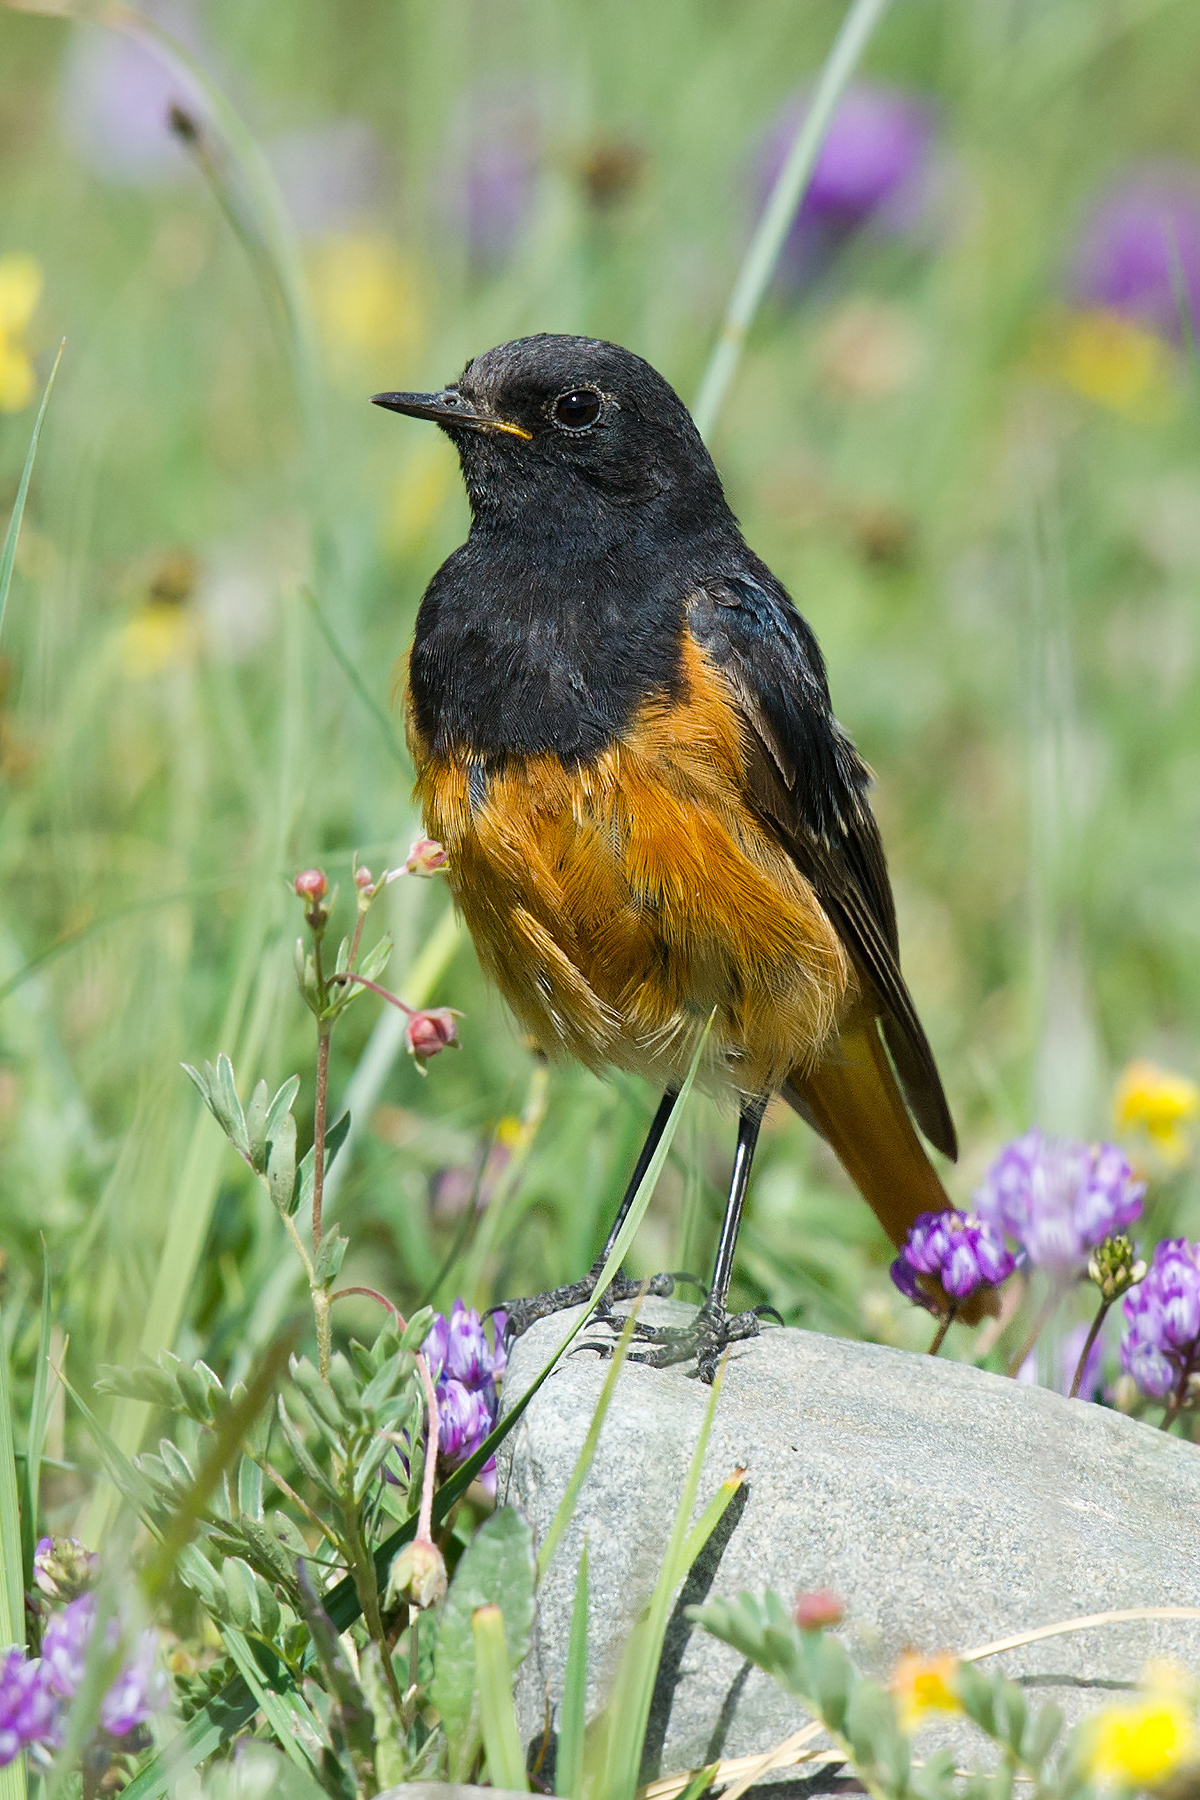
[[370, 387, 532, 440]]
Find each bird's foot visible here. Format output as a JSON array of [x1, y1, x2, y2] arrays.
[[586, 1299, 780, 1383], [492, 1267, 703, 1342]]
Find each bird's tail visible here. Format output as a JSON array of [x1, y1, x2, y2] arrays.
[[784, 1010, 998, 1324]]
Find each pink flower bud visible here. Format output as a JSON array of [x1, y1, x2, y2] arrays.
[[406, 1007, 461, 1066], [794, 1589, 845, 1631], [354, 866, 374, 892], [405, 838, 449, 878], [293, 869, 328, 902]]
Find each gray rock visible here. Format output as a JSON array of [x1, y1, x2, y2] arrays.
[[497, 1300, 1200, 1785]]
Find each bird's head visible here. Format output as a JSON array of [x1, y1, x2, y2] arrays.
[[372, 333, 729, 532]]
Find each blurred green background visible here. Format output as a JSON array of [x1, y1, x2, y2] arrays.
[[3, 0, 1200, 1504]]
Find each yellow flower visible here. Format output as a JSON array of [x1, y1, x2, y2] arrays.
[[890, 1651, 962, 1730], [120, 602, 198, 678], [1114, 1059, 1200, 1164], [307, 233, 425, 363], [1086, 1668, 1198, 1787], [1051, 308, 1174, 419], [0, 253, 44, 413]]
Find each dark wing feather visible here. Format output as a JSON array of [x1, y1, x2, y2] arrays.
[[689, 571, 958, 1162]]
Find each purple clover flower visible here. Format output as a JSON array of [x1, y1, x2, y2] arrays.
[[758, 82, 935, 286], [0, 1597, 165, 1769], [1122, 1238, 1200, 1403], [0, 1649, 57, 1769], [1069, 163, 1200, 341], [891, 1209, 1015, 1308], [421, 1300, 506, 1491], [973, 1129, 1144, 1275]]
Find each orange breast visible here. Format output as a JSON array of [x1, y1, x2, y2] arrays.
[[406, 635, 854, 1101]]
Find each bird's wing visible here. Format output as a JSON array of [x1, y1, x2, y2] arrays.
[[689, 570, 958, 1162]]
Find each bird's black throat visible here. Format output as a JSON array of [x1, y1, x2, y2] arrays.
[[408, 505, 732, 765]]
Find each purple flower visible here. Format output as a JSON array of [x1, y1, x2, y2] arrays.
[[1069, 163, 1200, 341], [891, 1209, 1015, 1306], [58, 3, 212, 188], [758, 82, 935, 286], [0, 1650, 56, 1769], [40, 1595, 95, 1700], [973, 1130, 1144, 1275], [441, 1299, 491, 1386], [442, 87, 542, 267], [1122, 1239, 1200, 1403], [99, 1632, 168, 1736], [437, 1378, 496, 1466]]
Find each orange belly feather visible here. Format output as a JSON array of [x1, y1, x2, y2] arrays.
[[406, 636, 854, 1101]]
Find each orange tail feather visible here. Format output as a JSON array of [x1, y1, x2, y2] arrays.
[[785, 1012, 998, 1323]]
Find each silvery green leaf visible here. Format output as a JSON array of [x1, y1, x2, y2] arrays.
[[94, 1358, 181, 1410], [215, 1053, 250, 1157], [357, 934, 392, 985], [313, 1228, 348, 1288], [176, 1544, 228, 1617], [291, 1112, 352, 1216], [275, 1398, 338, 1500], [267, 1112, 298, 1215], [222, 1557, 258, 1631], [264, 1074, 301, 1145], [238, 1456, 263, 1521], [158, 1438, 196, 1490], [176, 1362, 216, 1423], [245, 1079, 270, 1173]]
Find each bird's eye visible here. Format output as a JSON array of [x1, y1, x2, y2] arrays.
[[552, 388, 603, 430]]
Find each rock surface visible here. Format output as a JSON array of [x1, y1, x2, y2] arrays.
[[497, 1299, 1200, 1783]]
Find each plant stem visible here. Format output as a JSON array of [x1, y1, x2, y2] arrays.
[[312, 1025, 331, 1257], [415, 1352, 440, 1550], [1162, 1375, 1188, 1433], [928, 1306, 957, 1356], [1068, 1298, 1110, 1399], [1005, 1283, 1061, 1379], [330, 1286, 407, 1327], [329, 970, 415, 1015], [257, 1457, 342, 1548]]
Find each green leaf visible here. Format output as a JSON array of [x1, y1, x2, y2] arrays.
[[1024, 1703, 1064, 1770], [0, 338, 63, 648], [219, 1625, 323, 1779], [291, 1111, 352, 1215], [357, 933, 392, 985], [265, 1074, 302, 1146], [473, 1605, 529, 1791], [555, 1543, 589, 1798], [275, 1397, 338, 1499], [245, 1079, 271, 1173], [222, 1555, 258, 1630], [431, 1506, 536, 1778], [94, 1357, 181, 1411], [215, 1052, 251, 1157], [267, 1111, 299, 1215], [359, 1644, 407, 1789], [313, 1228, 349, 1288]]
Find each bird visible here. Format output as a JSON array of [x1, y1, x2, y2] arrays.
[[373, 333, 991, 1380]]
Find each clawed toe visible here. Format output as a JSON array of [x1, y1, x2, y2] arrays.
[[575, 1302, 762, 1382]]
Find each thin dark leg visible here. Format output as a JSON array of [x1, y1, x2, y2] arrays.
[[594, 1094, 771, 1382], [707, 1098, 765, 1314], [497, 1088, 697, 1339]]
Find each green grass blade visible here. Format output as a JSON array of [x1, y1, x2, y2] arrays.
[[537, 1304, 640, 1579], [691, 0, 890, 439], [0, 338, 64, 647], [556, 1543, 589, 1799], [0, 1303, 27, 1800], [598, 1358, 730, 1800], [473, 1605, 529, 1791], [21, 1244, 52, 1586], [219, 1626, 322, 1777], [676, 1467, 746, 1581]]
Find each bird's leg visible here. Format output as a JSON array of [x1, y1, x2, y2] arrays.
[[591, 1096, 771, 1382], [495, 1088, 701, 1340]]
